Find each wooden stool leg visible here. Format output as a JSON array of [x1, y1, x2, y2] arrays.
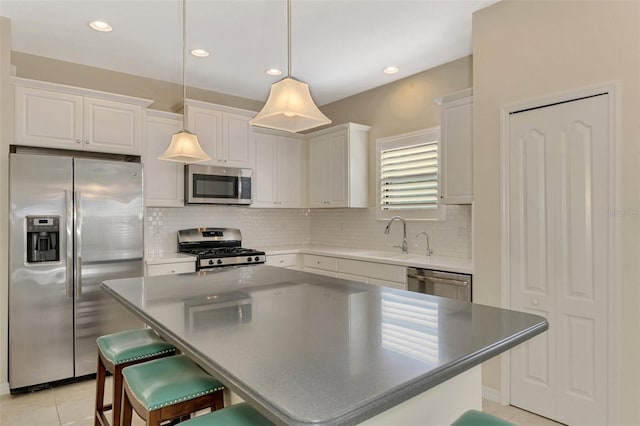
[[212, 390, 225, 411], [112, 365, 124, 426], [121, 386, 134, 426], [94, 356, 107, 426], [147, 410, 163, 426]]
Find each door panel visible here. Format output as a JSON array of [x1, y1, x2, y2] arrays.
[[9, 154, 74, 389], [73, 159, 144, 375], [327, 131, 348, 207], [509, 94, 609, 425], [253, 133, 277, 206], [277, 136, 302, 207]]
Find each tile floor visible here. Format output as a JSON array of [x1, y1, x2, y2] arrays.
[[0, 378, 563, 426]]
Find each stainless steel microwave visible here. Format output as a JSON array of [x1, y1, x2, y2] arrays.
[[185, 165, 252, 205]]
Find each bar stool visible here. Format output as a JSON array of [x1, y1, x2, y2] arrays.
[[180, 403, 273, 426], [451, 409, 515, 426], [95, 329, 177, 426], [120, 354, 225, 426]]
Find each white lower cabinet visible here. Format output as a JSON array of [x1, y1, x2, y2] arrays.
[[146, 261, 195, 276], [302, 254, 407, 289], [265, 254, 300, 269]]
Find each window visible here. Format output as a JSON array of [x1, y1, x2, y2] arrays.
[[376, 127, 444, 220]]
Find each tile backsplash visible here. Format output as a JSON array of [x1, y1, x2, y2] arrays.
[[309, 206, 472, 258], [145, 206, 312, 255], [145, 205, 472, 259]]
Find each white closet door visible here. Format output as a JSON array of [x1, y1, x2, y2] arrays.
[[508, 94, 609, 426]]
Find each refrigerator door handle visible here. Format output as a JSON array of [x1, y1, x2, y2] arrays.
[[65, 190, 73, 299], [74, 190, 82, 299]]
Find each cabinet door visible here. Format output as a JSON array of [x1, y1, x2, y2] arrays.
[[15, 86, 82, 149], [83, 97, 142, 154], [147, 262, 195, 276], [308, 135, 327, 208], [144, 115, 184, 207], [277, 136, 303, 208], [252, 132, 277, 207], [326, 130, 349, 207], [440, 97, 473, 204], [223, 112, 252, 168], [186, 105, 222, 164]]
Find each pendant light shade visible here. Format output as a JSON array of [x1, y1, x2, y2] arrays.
[[250, 0, 330, 133], [158, 130, 211, 163], [250, 77, 331, 133], [159, 0, 211, 163]]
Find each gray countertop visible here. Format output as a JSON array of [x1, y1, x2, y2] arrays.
[[102, 265, 547, 426]]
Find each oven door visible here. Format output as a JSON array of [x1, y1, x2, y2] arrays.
[[185, 165, 252, 205]]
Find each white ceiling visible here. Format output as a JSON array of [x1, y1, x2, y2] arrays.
[[1, 0, 498, 106]]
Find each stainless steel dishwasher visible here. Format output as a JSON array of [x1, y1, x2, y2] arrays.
[[407, 268, 472, 302]]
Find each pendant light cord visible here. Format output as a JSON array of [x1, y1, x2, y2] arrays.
[[287, 0, 291, 77], [182, 0, 187, 112]]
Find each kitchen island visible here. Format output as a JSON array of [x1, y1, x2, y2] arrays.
[[102, 265, 547, 425]]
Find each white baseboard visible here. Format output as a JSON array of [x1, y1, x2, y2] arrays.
[[0, 382, 9, 396], [482, 385, 502, 403]]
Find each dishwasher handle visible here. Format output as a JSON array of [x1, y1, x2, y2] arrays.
[[406, 273, 470, 287]]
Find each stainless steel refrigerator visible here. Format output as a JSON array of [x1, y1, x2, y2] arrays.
[[9, 152, 143, 392]]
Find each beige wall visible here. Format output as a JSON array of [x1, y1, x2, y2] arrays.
[[0, 17, 11, 390], [319, 56, 472, 204], [473, 0, 640, 423], [11, 51, 264, 113]]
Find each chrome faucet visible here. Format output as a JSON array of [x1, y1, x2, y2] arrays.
[[415, 231, 433, 257], [384, 216, 408, 254]]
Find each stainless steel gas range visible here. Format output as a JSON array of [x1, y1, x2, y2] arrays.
[[177, 228, 266, 271]]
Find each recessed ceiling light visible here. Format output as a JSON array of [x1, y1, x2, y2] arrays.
[[265, 68, 282, 76], [383, 66, 400, 74], [89, 20, 112, 32], [190, 49, 210, 58]]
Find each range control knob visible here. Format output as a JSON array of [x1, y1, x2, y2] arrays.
[[208, 260, 214, 265], [254, 256, 260, 261], [247, 257, 253, 262], [216, 259, 223, 265]]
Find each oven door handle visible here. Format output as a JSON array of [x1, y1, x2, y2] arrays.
[[407, 274, 470, 287]]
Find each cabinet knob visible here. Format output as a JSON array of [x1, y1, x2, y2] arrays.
[[532, 298, 539, 306], [223, 160, 228, 163], [75, 139, 81, 144], [170, 269, 176, 274], [84, 140, 89, 144]]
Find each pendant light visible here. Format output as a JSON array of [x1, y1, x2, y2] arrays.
[[159, 0, 211, 163], [250, 0, 331, 133]]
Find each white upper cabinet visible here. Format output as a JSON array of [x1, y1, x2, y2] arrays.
[[185, 100, 254, 169], [14, 78, 151, 155], [143, 111, 184, 207], [307, 123, 370, 208], [435, 89, 473, 204], [252, 129, 303, 208]]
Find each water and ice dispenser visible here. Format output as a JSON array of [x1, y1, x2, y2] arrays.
[[26, 216, 60, 263]]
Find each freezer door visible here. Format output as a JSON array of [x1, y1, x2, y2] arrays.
[[9, 153, 74, 389], [73, 159, 144, 376]]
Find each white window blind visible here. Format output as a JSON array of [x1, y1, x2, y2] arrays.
[[380, 142, 438, 211]]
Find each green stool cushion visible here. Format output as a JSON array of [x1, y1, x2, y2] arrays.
[[181, 403, 273, 426], [451, 409, 514, 426], [97, 328, 176, 365], [122, 354, 224, 411]]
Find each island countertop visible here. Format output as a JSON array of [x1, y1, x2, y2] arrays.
[[102, 265, 547, 426]]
